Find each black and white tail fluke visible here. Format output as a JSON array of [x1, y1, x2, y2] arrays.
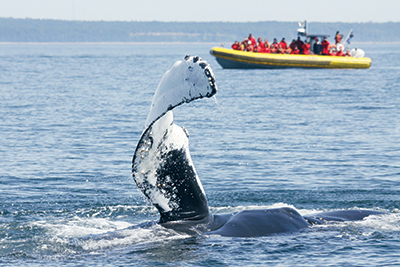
[[132, 56, 217, 223]]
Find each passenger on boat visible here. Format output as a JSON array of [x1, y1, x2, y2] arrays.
[[257, 37, 265, 48], [257, 42, 271, 53], [290, 45, 300, 54], [255, 37, 265, 52], [271, 38, 279, 49], [263, 43, 271, 53], [296, 37, 304, 54], [302, 41, 311, 55], [328, 47, 336, 56], [335, 31, 343, 44], [321, 37, 330, 55], [246, 40, 254, 52], [277, 44, 286, 54], [336, 47, 345, 56], [248, 34, 256, 47], [231, 41, 241, 50], [279, 38, 287, 51], [264, 39, 270, 48], [313, 38, 322, 55], [289, 39, 296, 50], [345, 49, 352, 57]]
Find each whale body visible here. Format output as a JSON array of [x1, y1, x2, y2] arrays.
[[132, 55, 383, 237]]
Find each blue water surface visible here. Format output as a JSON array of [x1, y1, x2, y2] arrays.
[[0, 43, 399, 266]]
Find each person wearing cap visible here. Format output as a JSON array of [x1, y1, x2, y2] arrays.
[[271, 38, 279, 49], [313, 38, 322, 55]]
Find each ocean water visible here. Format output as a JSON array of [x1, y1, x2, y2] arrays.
[[1, 43, 399, 266]]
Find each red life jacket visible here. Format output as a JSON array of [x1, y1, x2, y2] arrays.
[[249, 36, 256, 47], [231, 43, 240, 50], [336, 50, 345, 56], [302, 43, 311, 55], [321, 40, 330, 55]]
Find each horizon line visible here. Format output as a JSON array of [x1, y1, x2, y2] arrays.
[[1, 17, 399, 24]]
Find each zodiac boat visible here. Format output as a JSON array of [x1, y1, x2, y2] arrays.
[[210, 20, 371, 69], [210, 47, 371, 69]]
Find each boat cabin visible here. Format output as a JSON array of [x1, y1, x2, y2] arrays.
[[297, 21, 329, 53]]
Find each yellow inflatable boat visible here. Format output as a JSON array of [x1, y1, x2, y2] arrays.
[[210, 47, 371, 69]]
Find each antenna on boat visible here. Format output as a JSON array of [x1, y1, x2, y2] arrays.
[[297, 20, 307, 37]]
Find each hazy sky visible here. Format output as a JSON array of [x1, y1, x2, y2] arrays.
[[0, 0, 399, 23]]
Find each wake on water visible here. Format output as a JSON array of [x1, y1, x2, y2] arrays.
[[22, 204, 399, 259]]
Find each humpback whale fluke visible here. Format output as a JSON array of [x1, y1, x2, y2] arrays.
[[144, 55, 216, 129], [132, 55, 384, 237]]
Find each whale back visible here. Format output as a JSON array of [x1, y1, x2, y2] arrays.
[[132, 56, 217, 223]]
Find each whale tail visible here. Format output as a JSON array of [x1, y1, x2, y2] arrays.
[[132, 56, 217, 223]]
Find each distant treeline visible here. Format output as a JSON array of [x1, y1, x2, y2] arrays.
[[1, 18, 400, 43]]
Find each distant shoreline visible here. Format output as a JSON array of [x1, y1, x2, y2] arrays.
[[1, 41, 400, 45]]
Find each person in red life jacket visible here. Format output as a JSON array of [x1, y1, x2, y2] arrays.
[[296, 37, 304, 54], [279, 38, 287, 52], [257, 37, 265, 49], [271, 38, 279, 49], [254, 37, 265, 52], [231, 41, 241, 50], [336, 47, 345, 56], [289, 39, 296, 50], [290, 45, 300, 54], [263, 43, 271, 53], [328, 48, 336, 56], [248, 34, 256, 47], [302, 41, 311, 55], [334, 31, 343, 44], [246, 40, 254, 52], [321, 37, 330, 55], [277, 44, 286, 54]]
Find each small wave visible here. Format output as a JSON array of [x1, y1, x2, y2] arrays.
[[32, 216, 134, 238]]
